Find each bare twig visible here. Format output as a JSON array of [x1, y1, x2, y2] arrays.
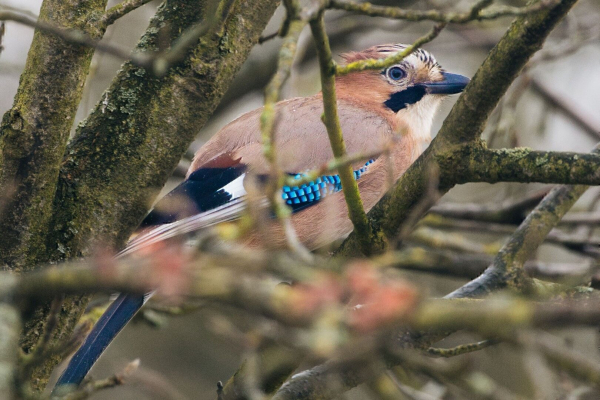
[[57, 359, 140, 400], [429, 189, 549, 224], [519, 332, 600, 391], [336, 22, 446, 75], [530, 77, 600, 141], [0, 21, 5, 57], [0, 10, 134, 64], [0, 3, 233, 77], [259, 0, 312, 260], [101, 0, 155, 27], [310, 10, 381, 255], [329, 0, 561, 23], [426, 340, 498, 358], [448, 177, 592, 298]]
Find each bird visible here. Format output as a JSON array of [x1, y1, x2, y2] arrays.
[[54, 43, 469, 390]]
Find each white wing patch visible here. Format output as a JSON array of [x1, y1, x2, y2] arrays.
[[118, 174, 249, 258]]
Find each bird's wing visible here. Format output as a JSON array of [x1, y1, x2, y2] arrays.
[[191, 96, 394, 174], [120, 96, 396, 255]]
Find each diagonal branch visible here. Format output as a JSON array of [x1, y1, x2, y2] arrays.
[[448, 174, 592, 298], [335, 22, 446, 75], [101, 0, 155, 26], [259, 0, 311, 257], [336, 0, 580, 257], [277, 1, 581, 397]]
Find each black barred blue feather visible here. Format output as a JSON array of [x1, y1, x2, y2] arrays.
[[54, 158, 376, 391], [282, 159, 375, 211]]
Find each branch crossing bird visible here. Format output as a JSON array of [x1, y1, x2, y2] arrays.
[[54, 43, 469, 390]]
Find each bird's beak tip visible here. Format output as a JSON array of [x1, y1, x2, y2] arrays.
[[424, 72, 470, 95]]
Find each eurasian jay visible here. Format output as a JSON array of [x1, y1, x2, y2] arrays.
[[55, 43, 469, 389]]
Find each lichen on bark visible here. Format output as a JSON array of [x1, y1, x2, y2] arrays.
[[0, 0, 109, 271], [336, 0, 579, 258], [1, 0, 279, 391]]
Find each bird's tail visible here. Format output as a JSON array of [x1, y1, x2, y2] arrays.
[[53, 198, 248, 391], [53, 293, 146, 390]]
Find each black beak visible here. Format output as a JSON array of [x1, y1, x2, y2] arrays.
[[423, 72, 470, 95]]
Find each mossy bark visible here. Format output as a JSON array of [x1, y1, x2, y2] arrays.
[[336, 0, 579, 257], [49, 0, 279, 259], [443, 144, 600, 186], [0, 0, 109, 271], [3, 0, 279, 391]]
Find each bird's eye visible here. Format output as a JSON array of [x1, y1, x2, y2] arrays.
[[387, 66, 406, 81]]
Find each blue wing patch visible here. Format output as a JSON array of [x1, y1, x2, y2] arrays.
[[141, 159, 375, 227], [283, 159, 375, 212]]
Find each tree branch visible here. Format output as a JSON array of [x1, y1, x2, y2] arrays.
[[310, 10, 381, 254], [259, 0, 311, 257], [335, 22, 445, 76], [0, 0, 109, 269], [16, 0, 279, 388], [448, 165, 593, 298], [101, 0, 155, 27], [336, 0, 580, 257], [444, 145, 600, 186], [328, 0, 561, 23], [530, 77, 600, 141], [429, 189, 549, 224]]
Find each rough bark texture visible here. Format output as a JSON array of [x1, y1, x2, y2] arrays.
[[0, 276, 19, 400], [0, 0, 109, 271], [5, 0, 279, 390], [336, 0, 579, 257], [49, 0, 278, 258], [446, 145, 600, 185]]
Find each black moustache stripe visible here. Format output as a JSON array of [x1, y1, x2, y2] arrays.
[[383, 85, 426, 112]]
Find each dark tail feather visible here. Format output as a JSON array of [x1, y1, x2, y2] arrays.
[[53, 293, 145, 390]]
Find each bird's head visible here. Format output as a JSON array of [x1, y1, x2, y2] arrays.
[[337, 44, 469, 146]]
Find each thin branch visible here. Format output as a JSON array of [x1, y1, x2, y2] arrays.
[[422, 215, 600, 258], [309, 10, 381, 255], [0, 10, 135, 65], [528, 333, 600, 390], [335, 22, 446, 75], [0, 4, 232, 78], [410, 226, 503, 254], [380, 247, 597, 282], [425, 340, 498, 358], [448, 170, 593, 298], [0, 21, 5, 58], [530, 77, 600, 141], [259, 0, 312, 260], [57, 359, 140, 400], [328, 0, 561, 23], [429, 189, 549, 225], [101, 0, 155, 27]]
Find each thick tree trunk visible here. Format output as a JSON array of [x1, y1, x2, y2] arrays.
[[1, 0, 279, 391], [0, 0, 109, 271]]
